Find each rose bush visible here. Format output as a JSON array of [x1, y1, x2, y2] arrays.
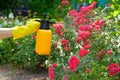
[[46, 2, 120, 80]]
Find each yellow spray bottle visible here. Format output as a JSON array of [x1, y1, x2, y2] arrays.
[[35, 14, 54, 55]]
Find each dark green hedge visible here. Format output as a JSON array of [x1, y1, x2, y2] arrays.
[[0, 0, 73, 18], [0, 0, 16, 11]]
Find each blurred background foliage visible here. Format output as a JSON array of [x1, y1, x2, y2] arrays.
[[0, 0, 73, 20], [0, 0, 120, 19]]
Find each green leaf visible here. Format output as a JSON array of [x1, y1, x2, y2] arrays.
[[69, 72, 80, 80], [0, 40, 3, 44]]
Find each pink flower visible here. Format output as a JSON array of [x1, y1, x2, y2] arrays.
[[94, 25, 101, 30], [97, 49, 105, 60], [53, 23, 63, 36], [61, 38, 71, 51], [106, 63, 120, 76], [80, 2, 96, 14], [80, 6, 87, 13], [82, 40, 91, 49], [48, 63, 57, 80], [99, 20, 105, 26], [86, 68, 91, 74], [78, 48, 88, 58], [68, 55, 80, 72], [83, 31, 91, 39], [51, 63, 57, 67], [92, 20, 106, 31], [61, 0, 69, 6], [83, 44, 90, 49], [68, 10, 77, 17], [64, 46, 71, 51], [48, 67, 55, 79], [61, 38, 69, 46], [78, 31, 91, 40], [107, 50, 112, 55], [88, 2, 97, 9], [75, 37, 82, 43], [32, 35, 36, 39], [71, 23, 75, 27], [79, 25, 91, 31]]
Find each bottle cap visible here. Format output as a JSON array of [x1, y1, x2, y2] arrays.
[[35, 13, 55, 30]]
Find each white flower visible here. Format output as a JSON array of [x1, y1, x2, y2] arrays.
[[118, 14, 120, 20], [45, 60, 49, 65], [8, 12, 14, 19]]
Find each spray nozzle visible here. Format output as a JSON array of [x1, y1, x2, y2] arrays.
[[43, 13, 48, 19], [35, 13, 55, 30]]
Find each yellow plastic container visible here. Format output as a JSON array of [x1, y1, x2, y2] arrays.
[[35, 13, 54, 55], [35, 29, 52, 55]]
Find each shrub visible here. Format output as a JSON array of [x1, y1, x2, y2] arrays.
[[0, 14, 48, 68], [46, 2, 120, 80]]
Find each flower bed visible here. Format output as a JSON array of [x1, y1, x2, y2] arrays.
[[47, 2, 120, 80]]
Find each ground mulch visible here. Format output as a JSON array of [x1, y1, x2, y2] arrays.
[[0, 64, 49, 80]]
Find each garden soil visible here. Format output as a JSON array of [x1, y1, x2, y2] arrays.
[[0, 64, 49, 80]]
